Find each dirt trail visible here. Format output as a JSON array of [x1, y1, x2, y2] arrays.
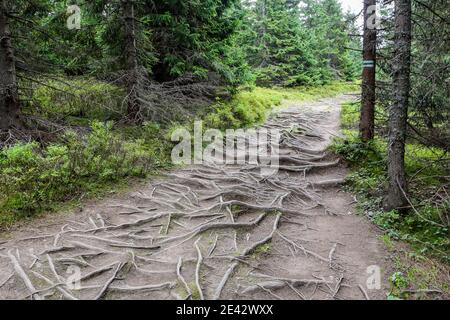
[[0, 94, 390, 300]]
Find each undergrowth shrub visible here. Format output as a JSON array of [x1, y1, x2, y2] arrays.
[[0, 121, 164, 223], [27, 78, 125, 122]]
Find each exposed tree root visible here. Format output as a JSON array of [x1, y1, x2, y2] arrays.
[[177, 257, 192, 299], [7, 250, 42, 300], [194, 237, 204, 300], [213, 213, 281, 300], [0, 100, 362, 300]]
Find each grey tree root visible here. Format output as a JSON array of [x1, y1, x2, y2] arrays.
[[177, 257, 192, 299], [194, 237, 204, 300], [7, 250, 42, 300], [94, 262, 126, 300], [0, 102, 354, 300], [213, 213, 282, 300]]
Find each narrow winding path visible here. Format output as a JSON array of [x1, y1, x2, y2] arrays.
[[0, 94, 389, 300]]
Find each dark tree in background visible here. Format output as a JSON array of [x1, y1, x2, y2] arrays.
[[359, 0, 376, 141], [407, 0, 449, 151], [0, 0, 361, 130], [121, 0, 141, 122], [0, 0, 20, 130], [241, 0, 359, 87], [385, 0, 412, 211]]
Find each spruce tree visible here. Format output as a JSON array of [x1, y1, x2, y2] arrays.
[[243, 0, 318, 86]]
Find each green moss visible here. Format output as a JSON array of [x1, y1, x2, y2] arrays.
[[253, 242, 272, 255], [187, 281, 201, 300], [381, 234, 395, 251]]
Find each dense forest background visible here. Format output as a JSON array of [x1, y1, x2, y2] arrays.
[[1, 0, 361, 126], [0, 0, 448, 274], [0, 0, 362, 213]]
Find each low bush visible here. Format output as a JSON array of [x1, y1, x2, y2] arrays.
[[0, 121, 168, 226]]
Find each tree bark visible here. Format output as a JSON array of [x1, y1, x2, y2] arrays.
[[359, 0, 377, 141], [0, 0, 20, 130], [122, 0, 141, 123], [384, 0, 412, 211]]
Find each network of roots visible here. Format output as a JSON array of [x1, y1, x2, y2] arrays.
[[0, 100, 354, 300]]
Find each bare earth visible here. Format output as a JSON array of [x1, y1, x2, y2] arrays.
[[0, 94, 390, 300]]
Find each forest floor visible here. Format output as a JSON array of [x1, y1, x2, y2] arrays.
[[0, 93, 430, 300]]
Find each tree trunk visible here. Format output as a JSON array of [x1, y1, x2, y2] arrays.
[[122, 0, 141, 123], [359, 0, 377, 141], [384, 0, 412, 211], [0, 0, 20, 130]]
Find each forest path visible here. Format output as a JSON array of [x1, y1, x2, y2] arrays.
[[0, 94, 390, 300]]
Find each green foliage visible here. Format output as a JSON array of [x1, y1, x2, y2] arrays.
[[391, 271, 409, 290], [26, 78, 125, 122], [10, 0, 249, 87], [339, 101, 361, 129], [148, 0, 251, 85], [338, 139, 450, 260], [63, 121, 153, 179], [332, 138, 383, 165], [0, 121, 168, 225], [241, 0, 359, 87], [387, 254, 449, 300], [9, 0, 361, 89]]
